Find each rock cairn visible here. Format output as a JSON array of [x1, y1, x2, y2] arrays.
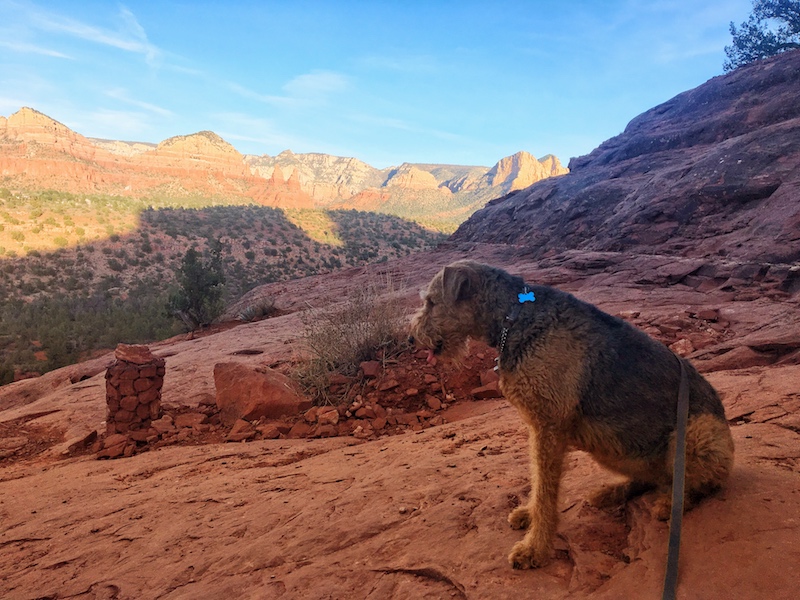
[[105, 344, 165, 437]]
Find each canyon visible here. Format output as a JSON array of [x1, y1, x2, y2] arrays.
[[1, 50, 799, 599]]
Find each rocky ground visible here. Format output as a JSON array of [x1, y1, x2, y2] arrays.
[[1, 243, 799, 599]]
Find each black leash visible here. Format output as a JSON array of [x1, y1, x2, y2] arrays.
[[662, 357, 690, 600]]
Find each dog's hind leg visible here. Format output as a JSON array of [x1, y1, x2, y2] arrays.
[[508, 425, 567, 569], [651, 413, 735, 519]]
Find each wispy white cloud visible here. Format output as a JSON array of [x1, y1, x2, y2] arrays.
[[227, 70, 350, 109], [21, 2, 160, 65], [347, 113, 465, 143], [73, 108, 158, 141], [213, 112, 311, 151], [0, 96, 33, 115], [0, 39, 72, 59], [357, 54, 438, 73], [283, 70, 349, 96], [104, 88, 173, 117]]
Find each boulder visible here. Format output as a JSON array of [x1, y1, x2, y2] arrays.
[[214, 362, 312, 426]]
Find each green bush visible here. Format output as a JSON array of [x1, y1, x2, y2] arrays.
[[167, 245, 226, 330]]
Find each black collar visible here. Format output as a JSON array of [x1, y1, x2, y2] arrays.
[[494, 286, 536, 371]]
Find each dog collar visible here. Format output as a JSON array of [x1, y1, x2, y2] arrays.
[[494, 286, 535, 371]]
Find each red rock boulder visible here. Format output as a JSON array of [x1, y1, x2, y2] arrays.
[[213, 362, 312, 426]]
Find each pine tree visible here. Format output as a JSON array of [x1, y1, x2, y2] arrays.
[[724, 0, 800, 71]]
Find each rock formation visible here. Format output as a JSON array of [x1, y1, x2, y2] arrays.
[[452, 50, 800, 265], [1, 108, 566, 227]]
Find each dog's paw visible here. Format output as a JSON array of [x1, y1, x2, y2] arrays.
[[507, 506, 531, 530], [508, 540, 551, 570]]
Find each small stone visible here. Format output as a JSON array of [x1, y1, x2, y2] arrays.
[[669, 338, 695, 357], [304, 406, 320, 423], [103, 433, 128, 448], [314, 424, 338, 438], [317, 406, 340, 426], [174, 412, 207, 428], [106, 383, 121, 400], [372, 417, 387, 430], [134, 377, 155, 393], [378, 379, 399, 392], [135, 403, 151, 420], [425, 395, 442, 411], [119, 396, 139, 412], [129, 429, 156, 442], [395, 413, 419, 426], [115, 409, 135, 423], [360, 361, 381, 378], [151, 416, 176, 435], [287, 421, 313, 439], [139, 387, 160, 404], [355, 406, 374, 419], [256, 424, 282, 439], [697, 309, 719, 322], [118, 367, 139, 381], [471, 382, 503, 399], [480, 369, 500, 386], [114, 343, 160, 365], [227, 419, 256, 442], [139, 365, 158, 378]]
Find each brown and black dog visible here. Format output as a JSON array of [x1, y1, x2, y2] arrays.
[[410, 260, 734, 569]]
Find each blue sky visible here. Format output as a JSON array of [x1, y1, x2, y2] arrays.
[[1, 0, 752, 169]]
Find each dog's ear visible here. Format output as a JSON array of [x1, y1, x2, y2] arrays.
[[442, 264, 479, 304]]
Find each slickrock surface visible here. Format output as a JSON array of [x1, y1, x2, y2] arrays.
[[1, 246, 799, 599]]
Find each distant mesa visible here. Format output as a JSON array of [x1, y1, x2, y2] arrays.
[[0, 106, 568, 229]]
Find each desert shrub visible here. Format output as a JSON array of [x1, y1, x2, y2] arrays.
[[295, 274, 409, 404]]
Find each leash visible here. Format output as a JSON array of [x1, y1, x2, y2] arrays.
[[662, 356, 690, 600]]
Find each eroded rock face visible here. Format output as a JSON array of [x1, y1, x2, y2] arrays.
[[452, 50, 800, 264]]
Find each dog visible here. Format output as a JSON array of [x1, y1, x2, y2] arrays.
[[409, 260, 734, 569]]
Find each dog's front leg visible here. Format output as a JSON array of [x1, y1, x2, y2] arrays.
[[508, 425, 566, 569]]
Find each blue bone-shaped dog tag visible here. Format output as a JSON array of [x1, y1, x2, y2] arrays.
[[518, 290, 536, 304]]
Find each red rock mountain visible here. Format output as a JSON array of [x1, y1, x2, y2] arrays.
[[0, 108, 567, 223], [453, 50, 800, 265], [0, 108, 314, 208]]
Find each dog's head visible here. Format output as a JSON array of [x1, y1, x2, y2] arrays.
[[409, 261, 484, 364]]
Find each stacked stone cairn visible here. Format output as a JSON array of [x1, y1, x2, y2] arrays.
[[99, 344, 165, 458]]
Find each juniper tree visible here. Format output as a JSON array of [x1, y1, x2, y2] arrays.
[[724, 0, 800, 71]]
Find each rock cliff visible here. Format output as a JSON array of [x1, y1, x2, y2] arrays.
[[452, 50, 800, 265]]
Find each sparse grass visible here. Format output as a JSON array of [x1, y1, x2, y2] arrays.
[[295, 274, 410, 404]]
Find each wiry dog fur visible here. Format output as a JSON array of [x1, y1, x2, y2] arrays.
[[409, 260, 734, 569]]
